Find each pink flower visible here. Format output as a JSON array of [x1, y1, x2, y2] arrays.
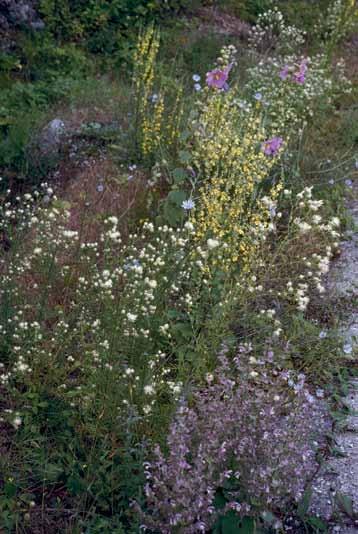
[[206, 64, 232, 89], [262, 136, 283, 156]]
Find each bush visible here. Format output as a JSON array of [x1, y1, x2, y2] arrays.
[[38, 0, 200, 51], [141, 352, 328, 532]]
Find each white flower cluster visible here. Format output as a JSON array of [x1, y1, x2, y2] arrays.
[[247, 53, 351, 137], [249, 8, 306, 55]]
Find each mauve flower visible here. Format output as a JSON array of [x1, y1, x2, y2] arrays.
[[140, 353, 325, 532], [206, 64, 232, 89], [262, 136, 283, 156], [293, 59, 308, 84], [279, 65, 289, 80]]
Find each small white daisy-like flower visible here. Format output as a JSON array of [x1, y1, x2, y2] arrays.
[[182, 199, 195, 210]]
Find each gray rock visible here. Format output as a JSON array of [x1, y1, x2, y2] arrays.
[[39, 119, 66, 155], [0, 0, 44, 30]]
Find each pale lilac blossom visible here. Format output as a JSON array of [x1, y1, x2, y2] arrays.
[[262, 136, 283, 156], [182, 199, 195, 210]]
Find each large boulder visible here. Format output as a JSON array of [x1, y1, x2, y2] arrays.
[[39, 118, 67, 156], [0, 0, 44, 31]]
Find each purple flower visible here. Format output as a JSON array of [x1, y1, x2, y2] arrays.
[[206, 65, 232, 89], [140, 354, 324, 532], [279, 65, 289, 80], [293, 59, 308, 85], [262, 136, 283, 156], [254, 91, 263, 101]]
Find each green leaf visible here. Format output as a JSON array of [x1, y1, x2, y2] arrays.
[[43, 463, 63, 482], [166, 309, 182, 319], [221, 515, 256, 534], [306, 516, 328, 531], [172, 322, 193, 341], [172, 167, 187, 184], [179, 129, 190, 142], [67, 475, 86, 496], [336, 492, 355, 518], [167, 190, 186, 206], [179, 150, 191, 164], [297, 487, 312, 519], [163, 202, 182, 225], [4, 481, 17, 498]]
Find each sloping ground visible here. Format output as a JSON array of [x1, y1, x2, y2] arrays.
[[310, 182, 358, 530]]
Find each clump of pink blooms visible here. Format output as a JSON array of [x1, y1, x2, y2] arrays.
[[140, 351, 327, 533]]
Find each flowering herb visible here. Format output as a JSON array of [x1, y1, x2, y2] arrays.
[[182, 199, 195, 210], [262, 136, 284, 156], [206, 65, 232, 90], [292, 58, 308, 84], [279, 65, 289, 80]]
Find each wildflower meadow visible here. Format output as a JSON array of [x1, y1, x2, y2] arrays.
[[0, 0, 357, 532]]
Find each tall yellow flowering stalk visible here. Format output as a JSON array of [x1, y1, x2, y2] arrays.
[[192, 89, 282, 274], [132, 24, 163, 158]]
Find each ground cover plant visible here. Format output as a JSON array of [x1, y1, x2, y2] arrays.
[[0, 0, 357, 532]]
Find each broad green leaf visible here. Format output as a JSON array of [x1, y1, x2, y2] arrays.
[[179, 150, 191, 164], [297, 487, 312, 518], [336, 492, 355, 518], [172, 167, 187, 183]]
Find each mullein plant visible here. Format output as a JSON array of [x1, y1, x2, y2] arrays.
[[132, 24, 163, 159], [131, 25, 184, 162], [186, 46, 284, 278]]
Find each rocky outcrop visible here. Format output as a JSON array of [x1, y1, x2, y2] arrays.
[[0, 0, 44, 33]]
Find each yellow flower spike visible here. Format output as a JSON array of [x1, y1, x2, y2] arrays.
[[191, 88, 281, 278]]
